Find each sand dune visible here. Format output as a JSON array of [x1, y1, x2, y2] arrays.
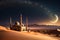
[[0, 26, 7, 30], [0, 26, 60, 40]]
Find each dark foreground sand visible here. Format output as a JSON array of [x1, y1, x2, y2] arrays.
[[0, 26, 60, 40]]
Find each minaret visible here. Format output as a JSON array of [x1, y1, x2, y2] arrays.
[[10, 17, 12, 29], [26, 16, 28, 31], [20, 14, 22, 31]]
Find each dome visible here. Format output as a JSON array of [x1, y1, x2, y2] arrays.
[[15, 21, 20, 25]]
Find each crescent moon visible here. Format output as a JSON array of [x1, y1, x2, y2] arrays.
[[50, 14, 58, 23]]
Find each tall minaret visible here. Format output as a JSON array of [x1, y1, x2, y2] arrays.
[[20, 14, 22, 31], [10, 17, 12, 29], [26, 16, 28, 31]]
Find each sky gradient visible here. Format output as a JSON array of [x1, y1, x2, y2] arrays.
[[0, 0, 60, 26]]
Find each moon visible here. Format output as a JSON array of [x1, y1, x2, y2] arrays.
[[50, 14, 59, 23]]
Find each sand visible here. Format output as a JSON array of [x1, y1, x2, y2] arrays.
[[0, 26, 60, 40]]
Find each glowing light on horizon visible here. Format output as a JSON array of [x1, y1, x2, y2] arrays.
[[37, 21, 60, 26]]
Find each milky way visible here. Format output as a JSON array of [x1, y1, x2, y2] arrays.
[[0, 0, 60, 26]]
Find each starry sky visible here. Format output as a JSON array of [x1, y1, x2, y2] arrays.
[[0, 0, 60, 26]]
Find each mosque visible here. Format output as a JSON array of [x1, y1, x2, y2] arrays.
[[10, 14, 28, 31]]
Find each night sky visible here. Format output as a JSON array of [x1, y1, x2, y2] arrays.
[[0, 0, 60, 26]]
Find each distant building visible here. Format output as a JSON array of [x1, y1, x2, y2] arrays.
[[10, 14, 27, 31], [10, 21, 21, 31]]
